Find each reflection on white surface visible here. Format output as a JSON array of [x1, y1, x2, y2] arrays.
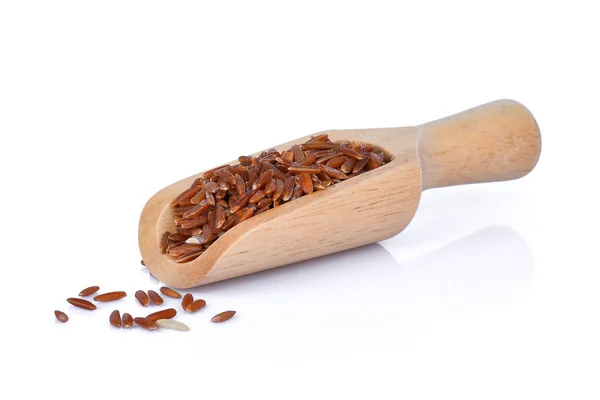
[[181, 225, 533, 355]]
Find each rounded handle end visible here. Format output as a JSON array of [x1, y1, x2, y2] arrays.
[[418, 99, 541, 190]]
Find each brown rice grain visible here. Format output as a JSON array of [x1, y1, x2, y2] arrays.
[[352, 155, 369, 173], [290, 144, 305, 161], [247, 168, 258, 185], [255, 206, 270, 215], [318, 164, 348, 180], [203, 181, 218, 194], [191, 177, 203, 187], [219, 180, 230, 192], [341, 157, 358, 174], [122, 313, 134, 328], [201, 224, 217, 244], [208, 210, 217, 232], [185, 299, 206, 313], [148, 290, 163, 305], [160, 286, 181, 299], [177, 198, 194, 207], [235, 174, 246, 196], [326, 156, 348, 168], [238, 156, 252, 165], [215, 204, 226, 229], [180, 215, 209, 229], [135, 290, 150, 307], [134, 317, 159, 331], [236, 207, 255, 223], [55, 310, 68, 323], [275, 156, 291, 166], [339, 147, 365, 160], [316, 151, 343, 164], [299, 173, 314, 194], [169, 185, 203, 207], [205, 190, 216, 206], [252, 169, 274, 190], [260, 153, 277, 163], [292, 184, 303, 200], [282, 150, 295, 162], [230, 190, 255, 213], [298, 153, 318, 166], [318, 172, 332, 183], [171, 206, 194, 217], [182, 201, 209, 218], [159, 231, 170, 253], [305, 133, 329, 143], [215, 189, 227, 199], [202, 164, 229, 179], [257, 197, 273, 209], [282, 176, 295, 201], [67, 298, 97, 310], [182, 293, 193, 310], [211, 310, 236, 323], [78, 286, 100, 297], [217, 168, 237, 186], [264, 178, 277, 195], [273, 168, 289, 181], [109, 310, 122, 327], [177, 227, 201, 236], [220, 214, 240, 231], [272, 178, 285, 201], [190, 189, 207, 205], [249, 190, 266, 204], [146, 308, 177, 321], [303, 142, 338, 150], [217, 198, 229, 208], [168, 233, 190, 242], [287, 165, 321, 174], [93, 291, 127, 302]]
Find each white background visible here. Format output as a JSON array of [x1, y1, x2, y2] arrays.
[[1, 1, 598, 399]]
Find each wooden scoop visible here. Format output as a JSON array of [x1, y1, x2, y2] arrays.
[[139, 99, 541, 288]]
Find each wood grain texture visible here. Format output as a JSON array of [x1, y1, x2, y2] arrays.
[[139, 99, 541, 288], [418, 99, 541, 189]]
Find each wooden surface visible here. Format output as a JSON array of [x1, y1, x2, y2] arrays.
[[419, 100, 541, 189], [139, 99, 541, 288]]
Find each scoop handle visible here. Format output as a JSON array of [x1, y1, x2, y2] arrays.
[[417, 99, 541, 190]]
